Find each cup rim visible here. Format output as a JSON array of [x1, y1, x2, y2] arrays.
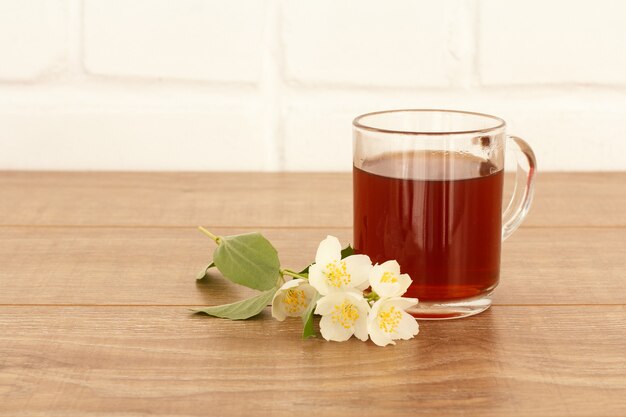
[[352, 109, 506, 135]]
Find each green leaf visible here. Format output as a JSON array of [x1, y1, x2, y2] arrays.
[[301, 293, 320, 339], [213, 233, 280, 291], [193, 288, 277, 320], [195, 262, 215, 280], [341, 245, 355, 258]]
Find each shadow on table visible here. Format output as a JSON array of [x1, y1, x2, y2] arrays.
[[193, 271, 260, 309]]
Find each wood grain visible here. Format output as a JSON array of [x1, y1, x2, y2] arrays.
[[2, 171, 625, 417], [0, 226, 624, 306], [1, 306, 625, 417], [1, 171, 625, 228]]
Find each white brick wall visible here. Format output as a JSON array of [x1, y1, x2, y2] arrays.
[[283, 1, 456, 88], [0, 1, 66, 80], [83, 0, 267, 82], [1, 0, 625, 171], [0, 101, 263, 170], [479, 0, 626, 85]]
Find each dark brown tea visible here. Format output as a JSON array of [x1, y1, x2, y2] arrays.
[[354, 151, 504, 301]]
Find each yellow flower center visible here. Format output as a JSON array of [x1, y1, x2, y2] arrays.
[[324, 261, 351, 288], [331, 300, 360, 329], [380, 271, 398, 284], [282, 289, 307, 314], [378, 306, 402, 333]]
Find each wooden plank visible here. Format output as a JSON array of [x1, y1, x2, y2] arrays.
[[0, 171, 352, 228], [1, 172, 625, 228], [0, 227, 624, 305], [1, 306, 624, 417]]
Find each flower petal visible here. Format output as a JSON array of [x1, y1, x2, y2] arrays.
[[368, 321, 394, 347], [369, 262, 412, 298], [367, 298, 418, 345], [344, 254, 372, 289], [397, 274, 412, 297], [301, 283, 319, 301], [353, 314, 369, 342], [389, 297, 419, 310], [278, 278, 306, 291], [315, 235, 342, 265], [346, 291, 371, 313], [319, 315, 353, 342], [271, 291, 287, 321], [347, 292, 371, 342], [368, 298, 383, 319], [308, 264, 330, 296], [395, 311, 420, 340], [314, 292, 341, 315], [271, 279, 318, 319], [368, 264, 386, 295], [316, 292, 370, 342], [382, 260, 401, 276]]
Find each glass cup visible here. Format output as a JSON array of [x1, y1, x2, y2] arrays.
[[353, 109, 536, 319]]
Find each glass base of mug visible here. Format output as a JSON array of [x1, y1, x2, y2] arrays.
[[406, 293, 493, 320]]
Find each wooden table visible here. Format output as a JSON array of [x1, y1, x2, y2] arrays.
[[1, 172, 625, 417]]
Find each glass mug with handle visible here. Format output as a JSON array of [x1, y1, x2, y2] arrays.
[[353, 109, 536, 319]]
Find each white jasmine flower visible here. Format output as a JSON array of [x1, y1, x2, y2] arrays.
[[271, 279, 317, 321], [369, 260, 412, 298], [315, 291, 370, 342], [308, 236, 372, 295], [367, 297, 419, 347]]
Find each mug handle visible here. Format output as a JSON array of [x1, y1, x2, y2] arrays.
[[502, 135, 537, 240]]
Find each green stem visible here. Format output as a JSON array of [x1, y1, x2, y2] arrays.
[[277, 273, 287, 285], [365, 291, 380, 302], [198, 226, 221, 244], [280, 268, 309, 280]]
